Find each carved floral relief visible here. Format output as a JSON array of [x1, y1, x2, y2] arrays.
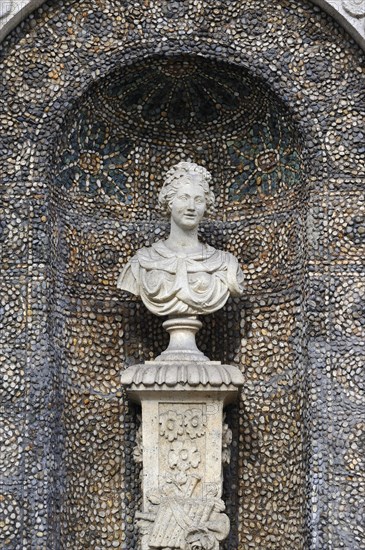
[[135, 404, 230, 549], [159, 410, 184, 442]]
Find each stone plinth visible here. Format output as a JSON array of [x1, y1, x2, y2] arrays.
[[121, 361, 244, 550]]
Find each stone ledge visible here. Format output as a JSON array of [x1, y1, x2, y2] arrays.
[[120, 361, 245, 388]]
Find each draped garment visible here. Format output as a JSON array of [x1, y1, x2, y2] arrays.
[[117, 240, 244, 316]]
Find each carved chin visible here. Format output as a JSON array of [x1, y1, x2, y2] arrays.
[[178, 217, 199, 229]]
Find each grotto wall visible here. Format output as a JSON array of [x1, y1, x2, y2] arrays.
[[0, 1, 364, 549], [1, 0, 365, 48]]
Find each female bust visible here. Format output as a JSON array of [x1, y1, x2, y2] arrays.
[[117, 161, 244, 317]]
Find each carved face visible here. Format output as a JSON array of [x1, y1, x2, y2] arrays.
[[169, 180, 207, 230]]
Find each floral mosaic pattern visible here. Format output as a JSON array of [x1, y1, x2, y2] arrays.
[[226, 112, 303, 200], [56, 109, 134, 202], [1, 0, 364, 548], [93, 56, 257, 136], [54, 56, 303, 208]]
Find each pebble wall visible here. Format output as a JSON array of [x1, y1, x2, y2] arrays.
[[0, 1, 364, 549]]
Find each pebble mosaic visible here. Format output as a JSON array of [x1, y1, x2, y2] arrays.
[[0, 0, 364, 549]]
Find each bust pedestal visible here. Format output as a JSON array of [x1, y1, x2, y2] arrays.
[[121, 357, 244, 549], [117, 162, 245, 548], [157, 316, 209, 362]]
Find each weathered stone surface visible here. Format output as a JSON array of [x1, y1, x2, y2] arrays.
[[121, 361, 245, 390], [127, 379, 238, 550], [118, 162, 244, 320], [0, 0, 364, 549]]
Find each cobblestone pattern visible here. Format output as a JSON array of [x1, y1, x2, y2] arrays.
[[0, 1, 364, 549]]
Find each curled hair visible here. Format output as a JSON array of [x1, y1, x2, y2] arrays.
[[158, 161, 216, 217]]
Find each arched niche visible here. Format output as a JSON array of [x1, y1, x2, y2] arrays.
[[49, 54, 307, 548], [1, 1, 364, 549]]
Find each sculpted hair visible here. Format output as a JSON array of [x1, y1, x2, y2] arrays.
[[158, 161, 216, 217]]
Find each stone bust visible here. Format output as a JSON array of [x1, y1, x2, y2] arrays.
[[117, 161, 244, 317]]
